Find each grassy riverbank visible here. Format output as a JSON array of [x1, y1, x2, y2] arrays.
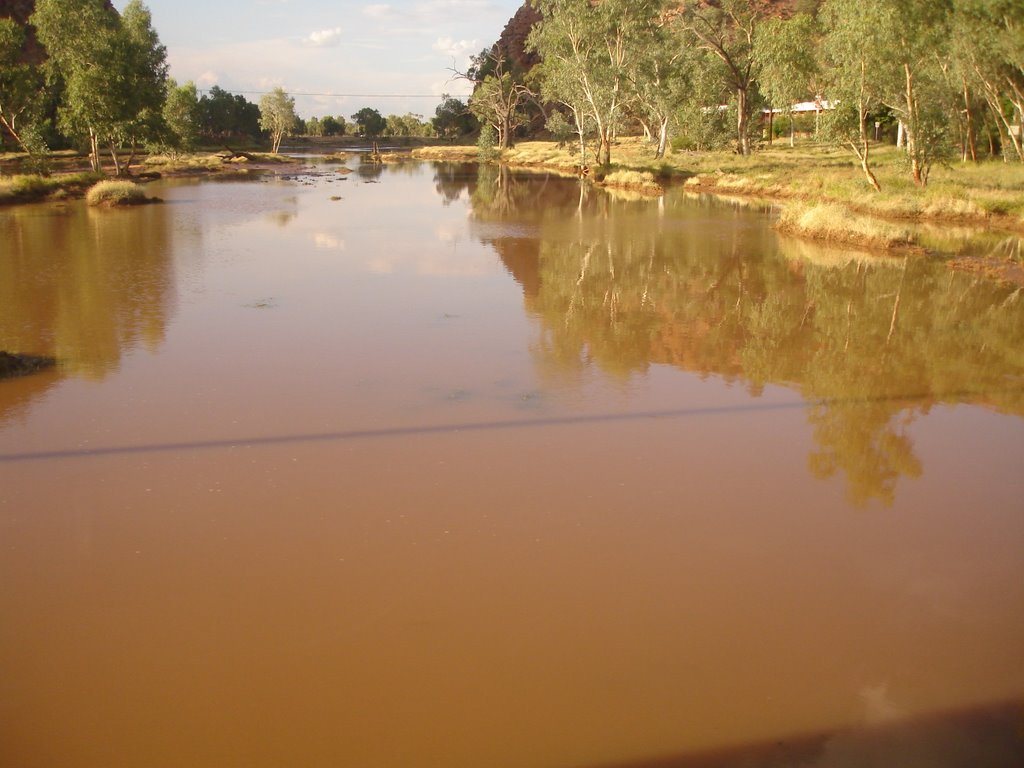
[[0, 149, 299, 206], [414, 139, 1024, 231]]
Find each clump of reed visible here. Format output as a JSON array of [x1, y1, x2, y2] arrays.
[[85, 180, 150, 207], [599, 169, 663, 194], [777, 202, 916, 249]]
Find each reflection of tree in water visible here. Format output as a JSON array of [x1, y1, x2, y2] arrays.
[[807, 401, 923, 506], [266, 209, 296, 227], [0, 201, 176, 389], [356, 156, 384, 181], [466, 177, 1024, 505], [432, 162, 477, 206]]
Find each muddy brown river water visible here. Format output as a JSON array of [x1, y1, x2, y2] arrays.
[[1, 161, 1023, 767]]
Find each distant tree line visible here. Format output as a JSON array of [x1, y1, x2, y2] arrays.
[[0, 0, 471, 174], [463, 0, 1023, 186]]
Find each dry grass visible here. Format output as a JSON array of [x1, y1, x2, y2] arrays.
[[85, 180, 149, 207], [599, 169, 663, 194], [777, 202, 916, 249], [143, 154, 225, 172]]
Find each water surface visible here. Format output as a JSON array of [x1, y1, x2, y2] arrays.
[[1, 161, 1022, 767]]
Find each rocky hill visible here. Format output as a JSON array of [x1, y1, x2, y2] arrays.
[[494, 2, 542, 73]]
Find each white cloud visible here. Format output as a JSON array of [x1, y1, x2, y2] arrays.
[[432, 37, 478, 59], [306, 28, 344, 48]]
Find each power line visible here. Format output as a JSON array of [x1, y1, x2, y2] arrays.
[[197, 89, 472, 99]]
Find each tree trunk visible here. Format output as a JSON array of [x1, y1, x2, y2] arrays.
[[736, 87, 750, 156], [655, 117, 669, 160], [855, 93, 881, 192], [904, 64, 924, 185], [109, 143, 122, 177], [0, 113, 31, 155], [789, 109, 795, 147], [767, 108, 773, 147], [598, 128, 611, 166], [88, 129, 100, 173], [963, 78, 977, 162]]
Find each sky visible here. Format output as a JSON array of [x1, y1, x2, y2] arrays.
[[110, 0, 526, 119]]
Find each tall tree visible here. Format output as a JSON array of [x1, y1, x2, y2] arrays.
[[530, 0, 660, 166], [163, 78, 200, 152], [753, 12, 819, 147], [951, 0, 1024, 161], [879, 0, 955, 185], [468, 50, 531, 150], [819, 0, 896, 191], [258, 87, 298, 153], [674, 0, 774, 156], [626, 12, 688, 159], [351, 107, 386, 138], [432, 95, 476, 139], [32, 0, 167, 175]]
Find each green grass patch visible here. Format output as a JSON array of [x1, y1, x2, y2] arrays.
[[0, 171, 104, 204]]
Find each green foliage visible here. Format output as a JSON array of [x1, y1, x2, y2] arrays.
[[351, 107, 386, 138], [477, 123, 499, 161], [544, 109, 574, 144], [31, 0, 168, 174], [0, 18, 47, 158], [433, 96, 477, 138], [162, 79, 200, 153], [383, 113, 436, 138], [319, 115, 347, 136], [529, 0, 662, 165], [674, 0, 771, 156], [754, 14, 819, 111], [199, 86, 262, 142]]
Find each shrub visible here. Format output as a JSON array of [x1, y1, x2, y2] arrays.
[[477, 124, 499, 162]]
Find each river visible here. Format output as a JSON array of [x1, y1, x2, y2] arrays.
[[1, 159, 1022, 767]]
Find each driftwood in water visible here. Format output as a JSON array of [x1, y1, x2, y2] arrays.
[[0, 351, 56, 380]]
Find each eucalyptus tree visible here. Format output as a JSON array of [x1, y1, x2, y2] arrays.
[[258, 87, 298, 153], [819, 0, 898, 191], [951, 0, 1024, 161], [162, 79, 200, 152], [876, 0, 955, 185], [32, 0, 168, 174], [530, 0, 662, 166], [626, 12, 688, 159], [532, 55, 596, 167], [753, 13, 820, 147], [468, 51, 531, 150], [673, 0, 774, 156]]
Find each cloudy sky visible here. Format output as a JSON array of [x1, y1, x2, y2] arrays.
[[110, 0, 525, 119]]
